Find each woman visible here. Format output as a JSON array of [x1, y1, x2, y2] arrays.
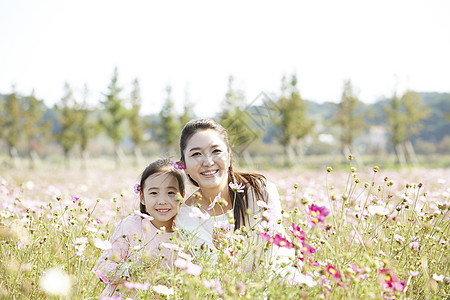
[[174, 119, 292, 271]]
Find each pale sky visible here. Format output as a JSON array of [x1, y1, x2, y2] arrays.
[[1, 0, 449, 117]]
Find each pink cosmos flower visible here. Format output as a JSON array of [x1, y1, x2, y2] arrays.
[[409, 270, 420, 277], [134, 210, 154, 221], [272, 234, 293, 249], [308, 204, 329, 226], [174, 258, 202, 276], [133, 184, 141, 194], [203, 279, 223, 295], [208, 192, 221, 210], [256, 200, 272, 210], [410, 241, 419, 249], [189, 207, 210, 220], [124, 281, 150, 290], [172, 161, 186, 170], [71, 196, 80, 203], [326, 264, 341, 281], [259, 232, 274, 243], [289, 223, 306, 241], [299, 241, 316, 256], [351, 264, 364, 274], [378, 269, 405, 292], [229, 182, 245, 193], [93, 269, 111, 285]]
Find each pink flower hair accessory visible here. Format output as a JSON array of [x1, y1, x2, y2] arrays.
[[172, 161, 186, 170], [133, 183, 142, 194]]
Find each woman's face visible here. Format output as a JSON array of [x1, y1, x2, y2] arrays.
[[183, 129, 230, 193]]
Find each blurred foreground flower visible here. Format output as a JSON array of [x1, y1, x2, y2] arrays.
[[308, 204, 329, 226], [378, 269, 405, 292], [432, 273, 444, 282], [124, 281, 150, 290], [39, 267, 72, 297], [153, 284, 175, 295], [174, 257, 202, 275]]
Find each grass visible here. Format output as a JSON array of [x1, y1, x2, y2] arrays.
[[0, 159, 449, 299]]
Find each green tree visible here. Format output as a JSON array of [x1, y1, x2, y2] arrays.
[[22, 91, 50, 169], [78, 84, 97, 169], [274, 74, 314, 166], [100, 67, 128, 167], [54, 82, 80, 167], [158, 85, 179, 155], [0, 86, 23, 165], [333, 79, 366, 156], [219, 75, 255, 157], [180, 85, 195, 127], [128, 78, 145, 166], [384, 90, 429, 165]]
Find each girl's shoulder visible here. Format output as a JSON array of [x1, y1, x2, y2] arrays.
[[115, 214, 143, 233]]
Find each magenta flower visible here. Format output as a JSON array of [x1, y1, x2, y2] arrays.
[[172, 161, 186, 170], [71, 196, 80, 202], [378, 269, 406, 292], [93, 269, 111, 285], [289, 223, 306, 241], [308, 204, 329, 225], [229, 182, 245, 193], [133, 184, 141, 194], [272, 234, 293, 249], [326, 264, 341, 281]]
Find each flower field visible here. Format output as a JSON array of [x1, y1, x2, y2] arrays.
[[0, 162, 449, 299]]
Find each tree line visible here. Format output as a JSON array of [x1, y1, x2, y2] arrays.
[[1, 67, 447, 168]]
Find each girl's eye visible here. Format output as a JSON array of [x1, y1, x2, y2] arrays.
[[168, 191, 176, 195], [213, 149, 222, 153], [149, 192, 157, 195]]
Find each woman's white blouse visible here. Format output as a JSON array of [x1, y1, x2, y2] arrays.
[[174, 180, 293, 269]]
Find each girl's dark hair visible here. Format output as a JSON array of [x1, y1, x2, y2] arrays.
[[180, 119, 266, 228], [139, 158, 186, 215]]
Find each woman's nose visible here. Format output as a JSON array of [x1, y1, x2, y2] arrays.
[[202, 154, 214, 166]]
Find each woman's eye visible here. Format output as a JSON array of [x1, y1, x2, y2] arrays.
[[191, 152, 201, 157], [213, 149, 222, 153], [149, 192, 157, 195]]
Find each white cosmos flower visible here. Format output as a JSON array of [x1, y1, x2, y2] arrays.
[[39, 267, 72, 296], [367, 205, 389, 216], [432, 273, 444, 282], [94, 238, 112, 250], [153, 284, 175, 295]]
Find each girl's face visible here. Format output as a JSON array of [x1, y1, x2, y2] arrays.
[[140, 172, 181, 230], [183, 129, 230, 193]]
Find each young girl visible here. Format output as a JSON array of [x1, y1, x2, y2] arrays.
[[95, 158, 186, 296], [174, 119, 292, 270]]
